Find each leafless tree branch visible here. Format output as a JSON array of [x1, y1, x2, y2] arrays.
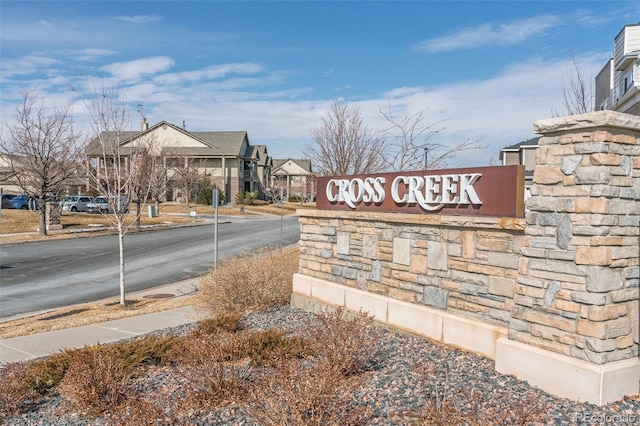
[[0, 91, 84, 235]]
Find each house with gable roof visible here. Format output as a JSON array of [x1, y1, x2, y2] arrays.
[[85, 119, 272, 204], [498, 136, 539, 200], [270, 158, 316, 202]]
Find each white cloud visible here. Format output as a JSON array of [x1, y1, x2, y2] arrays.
[[116, 14, 162, 24], [414, 15, 561, 53], [70, 48, 117, 62], [100, 56, 175, 82], [134, 53, 606, 165], [152, 63, 264, 85], [0, 54, 62, 77]]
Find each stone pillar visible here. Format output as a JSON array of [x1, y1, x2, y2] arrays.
[[45, 201, 62, 231], [496, 110, 640, 404]]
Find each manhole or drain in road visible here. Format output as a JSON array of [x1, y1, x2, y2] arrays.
[[143, 293, 175, 300]]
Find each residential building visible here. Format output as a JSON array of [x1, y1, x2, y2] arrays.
[[85, 120, 272, 204], [270, 158, 316, 201], [595, 22, 640, 114], [499, 136, 539, 200]]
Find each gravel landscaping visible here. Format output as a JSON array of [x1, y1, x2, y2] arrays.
[[3, 306, 640, 425]]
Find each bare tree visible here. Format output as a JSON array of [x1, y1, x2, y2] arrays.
[[303, 100, 386, 176], [381, 102, 485, 171], [170, 159, 203, 208], [0, 92, 83, 235], [560, 53, 593, 115], [76, 81, 153, 305], [148, 149, 169, 214]]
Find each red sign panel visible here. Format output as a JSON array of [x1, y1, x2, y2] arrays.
[[316, 165, 525, 218]]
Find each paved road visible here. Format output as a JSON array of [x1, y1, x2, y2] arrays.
[[0, 215, 300, 319]]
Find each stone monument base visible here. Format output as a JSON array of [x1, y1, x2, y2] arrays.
[[495, 338, 640, 405]]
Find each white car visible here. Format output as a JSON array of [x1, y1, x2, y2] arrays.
[[61, 195, 94, 212], [87, 196, 130, 214]]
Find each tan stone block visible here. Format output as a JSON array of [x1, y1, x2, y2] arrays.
[[552, 299, 581, 313], [523, 310, 576, 332], [367, 282, 390, 296], [534, 165, 563, 184], [588, 304, 628, 321], [388, 287, 419, 303], [410, 254, 427, 275], [536, 145, 548, 163], [576, 317, 631, 339], [412, 239, 428, 249], [551, 186, 590, 197], [591, 130, 612, 142], [617, 335, 634, 349], [591, 153, 620, 166], [477, 238, 512, 252], [468, 263, 504, 276], [610, 176, 634, 187], [527, 287, 548, 300], [575, 246, 611, 266], [575, 198, 610, 214], [441, 278, 460, 292], [391, 270, 419, 283], [632, 157, 640, 169], [611, 288, 639, 303], [558, 132, 591, 144], [380, 276, 399, 288], [609, 132, 637, 144], [547, 143, 578, 156], [488, 276, 515, 298], [590, 236, 623, 246], [448, 259, 468, 271], [555, 198, 575, 212]]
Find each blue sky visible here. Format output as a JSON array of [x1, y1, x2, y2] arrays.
[[1, 1, 638, 167]]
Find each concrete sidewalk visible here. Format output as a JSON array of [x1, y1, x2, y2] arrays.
[[0, 279, 200, 365]]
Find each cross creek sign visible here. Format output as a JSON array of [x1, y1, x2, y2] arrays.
[[316, 165, 525, 217]]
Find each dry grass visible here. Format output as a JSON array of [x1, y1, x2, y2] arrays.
[[0, 295, 194, 340], [0, 201, 312, 243]]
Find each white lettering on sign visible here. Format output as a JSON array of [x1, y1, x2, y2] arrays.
[[327, 173, 482, 211], [326, 177, 386, 208]]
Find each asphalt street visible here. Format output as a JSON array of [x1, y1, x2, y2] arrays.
[[0, 215, 300, 319]]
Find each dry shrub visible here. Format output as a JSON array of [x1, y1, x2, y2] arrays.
[[57, 347, 131, 414], [171, 331, 254, 407], [307, 307, 377, 377], [103, 396, 170, 426], [111, 335, 177, 370], [249, 357, 371, 426], [247, 308, 377, 425], [196, 246, 299, 317], [0, 362, 41, 418], [239, 328, 308, 365], [196, 312, 243, 335], [27, 350, 75, 395]]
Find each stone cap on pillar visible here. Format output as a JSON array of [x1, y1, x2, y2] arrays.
[[533, 110, 640, 134]]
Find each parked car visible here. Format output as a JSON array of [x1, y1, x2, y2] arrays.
[[1, 194, 16, 209], [61, 195, 94, 213], [87, 196, 130, 214], [10, 194, 39, 210]]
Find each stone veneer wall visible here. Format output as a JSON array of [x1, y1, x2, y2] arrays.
[[510, 111, 640, 365], [298, 212, 525, 328], [293, 111, 640, 404]]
